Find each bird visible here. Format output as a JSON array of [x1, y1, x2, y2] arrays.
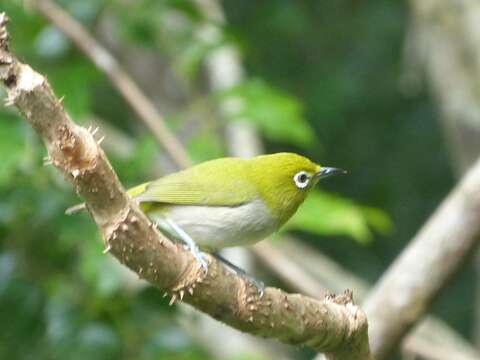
[[67, 152, 345, 292]]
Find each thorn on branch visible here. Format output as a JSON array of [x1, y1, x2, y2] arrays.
[[71, 169, 81, 178], [3, 94, 14, 106], [43, 155, 53, 166], [103, 243, 111, 254], [85, 125, 105, 145]]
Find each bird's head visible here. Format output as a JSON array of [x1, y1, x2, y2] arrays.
[[250, 153, 346, 226]]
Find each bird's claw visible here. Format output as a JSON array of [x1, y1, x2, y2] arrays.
[[251, 278, 265, 298], [212, 252, 264, 298], [244, 275, 264, 298], [189, 245, 208, 275], [198, 252, 209, 275], [164, 218, 208, 275]]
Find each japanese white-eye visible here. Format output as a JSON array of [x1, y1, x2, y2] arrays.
[[68, 153, 344, 277]]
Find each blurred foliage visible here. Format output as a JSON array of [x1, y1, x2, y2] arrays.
[[0, 0, 470, 359], [220, 79, 315, 148], [111, 0, 221, 80]]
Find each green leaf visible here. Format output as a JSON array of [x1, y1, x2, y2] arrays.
[[220, 79, 314, 147], [360, 206, 394, 237], [285, 191, 393, 244]]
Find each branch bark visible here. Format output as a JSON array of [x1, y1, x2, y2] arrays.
[[0, 13, 372, 359]]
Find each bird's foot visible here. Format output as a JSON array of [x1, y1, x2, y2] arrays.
[[184, 244, 209, 275], [213, 252, 264, 298], [163, 218, 209, 275], [243, 274, 265, 298]]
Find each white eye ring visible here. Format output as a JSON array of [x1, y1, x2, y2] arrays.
[[293, 171, 310, 189]]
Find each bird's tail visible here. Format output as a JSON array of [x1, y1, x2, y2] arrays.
[[65, 203, 86, 215]]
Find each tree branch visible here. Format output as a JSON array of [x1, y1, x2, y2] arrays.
[[273, 239, 480, 360], [0, 13, 372, 359], [364, 153, 480, 359], [405, 0, 480, 350]]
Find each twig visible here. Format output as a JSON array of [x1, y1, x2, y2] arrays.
[[0, 13, 372, 359], [32, 0, 191, 169]]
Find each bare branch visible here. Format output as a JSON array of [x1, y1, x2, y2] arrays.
[[0, 13, 372, 359], [272, 239, 480, 360], [364, 154, 480, 359], [405, 1, 480, 352]]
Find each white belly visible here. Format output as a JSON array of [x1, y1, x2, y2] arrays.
[[149, 199, 277, 251]]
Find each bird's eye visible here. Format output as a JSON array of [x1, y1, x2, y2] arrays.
[[293, 171, 310, 189]]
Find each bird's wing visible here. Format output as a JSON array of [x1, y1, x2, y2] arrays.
[[130, 158, 257, 207]]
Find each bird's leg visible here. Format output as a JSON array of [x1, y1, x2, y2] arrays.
[[163, 218, 209, 274], [212, 252, 264, 298]]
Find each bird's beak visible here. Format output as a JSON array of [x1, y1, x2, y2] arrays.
[[315, 167, 347, 180]]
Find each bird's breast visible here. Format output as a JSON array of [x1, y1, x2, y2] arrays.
[[148, 199, 277, 251]]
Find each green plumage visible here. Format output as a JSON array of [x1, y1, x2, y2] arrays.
[[129, 157, 258, 206], [128, 153, 321, 227]]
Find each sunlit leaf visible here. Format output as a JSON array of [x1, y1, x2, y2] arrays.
[[220, 79, 314, 147]]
